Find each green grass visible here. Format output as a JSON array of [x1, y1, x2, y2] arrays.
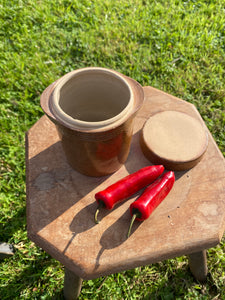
[[1, 0, 225, 299]]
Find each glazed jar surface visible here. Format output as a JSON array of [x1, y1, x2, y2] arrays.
[[41, 67, 144, 176]]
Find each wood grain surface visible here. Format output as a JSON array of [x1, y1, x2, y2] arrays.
[[26, 86, 225, 279]]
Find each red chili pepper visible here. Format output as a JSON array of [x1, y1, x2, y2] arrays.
[[127, 171, 175, 238], [94, 165, 164, 223]]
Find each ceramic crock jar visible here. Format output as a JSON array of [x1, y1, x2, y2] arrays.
[[40, 67, 144, 176]]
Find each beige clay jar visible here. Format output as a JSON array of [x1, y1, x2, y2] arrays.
[[41, 67, 144, 176]]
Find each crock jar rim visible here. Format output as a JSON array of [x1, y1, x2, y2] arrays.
[[50, 67, 134, 131]]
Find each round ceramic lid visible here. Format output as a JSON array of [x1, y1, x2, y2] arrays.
[[140, 110, 208, 171]]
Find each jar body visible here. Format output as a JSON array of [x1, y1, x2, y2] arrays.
[[40, 67, 144, 176], [56, 117, 134, 176]]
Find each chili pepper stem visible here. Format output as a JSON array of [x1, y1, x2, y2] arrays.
[[94, 201, 105, 224], [94, 208, 100, 224], [127, 214, 137, 238]]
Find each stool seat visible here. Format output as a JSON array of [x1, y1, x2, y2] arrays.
[[26, 86, 225, 281]]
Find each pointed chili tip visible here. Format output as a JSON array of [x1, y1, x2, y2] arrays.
[[127, 214, 137, 239]]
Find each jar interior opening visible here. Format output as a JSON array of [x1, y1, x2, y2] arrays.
[[58, 71, 131, 122]]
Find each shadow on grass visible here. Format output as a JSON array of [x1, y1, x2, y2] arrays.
[[1, 205, 26, 242], [139, 262, 219, 300], [0, 253, 64, 300]]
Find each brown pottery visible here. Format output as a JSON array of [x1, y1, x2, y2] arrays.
[[40, 67, 144, 176]]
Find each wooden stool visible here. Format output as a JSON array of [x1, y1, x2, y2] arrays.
[[26, 86, 225, 299]]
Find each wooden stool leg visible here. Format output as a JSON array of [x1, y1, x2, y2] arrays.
[[188, 250, 208, 282], [63, 268, 83, 300]]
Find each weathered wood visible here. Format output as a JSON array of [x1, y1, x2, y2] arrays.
[[63, 268, 83, 300], [188, 250, 208, 282], [26, 86, 225, 280]]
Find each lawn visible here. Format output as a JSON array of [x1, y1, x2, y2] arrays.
[[0, 0, 225, 299]]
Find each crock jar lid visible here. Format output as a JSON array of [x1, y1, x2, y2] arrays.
[[140, 110, 208, 171]]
